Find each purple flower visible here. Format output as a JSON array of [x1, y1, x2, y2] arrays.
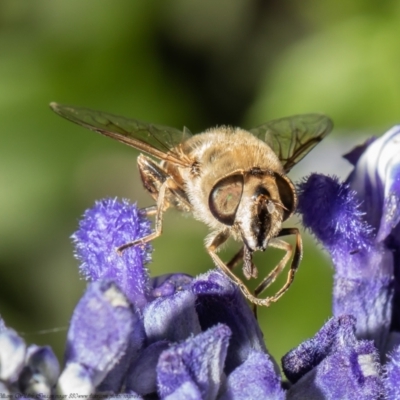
[[3, 124, 400, 398], [1, 198, 281, 398], [296, 126, 400, 398], [282, 315, 381, 399], [67, 199, 280, 397], [71, 198, 152, 310]]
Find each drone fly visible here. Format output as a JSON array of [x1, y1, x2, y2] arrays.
[[50, 102, 332, 307]]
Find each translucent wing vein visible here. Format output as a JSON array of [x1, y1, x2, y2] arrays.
[[50, 103, 193, 167], [249, 114, 333, 172]]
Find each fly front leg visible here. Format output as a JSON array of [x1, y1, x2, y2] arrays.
[[226, 246, 257, 279], [207, 232, 260, 304], [140, 205, 157, 217], [207, 228, 302, 308], [254, 227, 303, 304], [117, 179, 171, 254]]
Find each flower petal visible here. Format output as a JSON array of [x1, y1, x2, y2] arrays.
[[287, 341, 381, 400], [283, 315, 358, 383], [156, 324, 231, 400], [163, 381, 202, 400], [97, 323, 146, 393], [144, 290, 201, 344], [72, 198, 152, 309], [219, 350, 285, 400], [57, 363, 94, 395], [18, 345, 60, 395], [125, 340, 170, 396], [347, 126, 400, 241], [333, 258, 394, 352], [343, 137, 376, 166], [191, 270, 269, 374], [0, 382, 9, 395], [150, 273, 193, 298], [283, 315, 382, 400], [64, 281, 141, 387], [0, 328, 26, 382], [383, 344, 400, 399]]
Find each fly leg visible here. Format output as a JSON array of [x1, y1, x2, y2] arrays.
[[226, 247, 244, 270], [226, 246, 258, 279], [206, 232, 260, 304], [208, 228, 302, 308], [220, 244, 259, 317], [140, 205, 157, 216], [117, 179, 171, 254], [254, 227, 303, 305]]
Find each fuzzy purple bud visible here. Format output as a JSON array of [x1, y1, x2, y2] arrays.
[[297, 174, 373, 257], [72, 198, 152, 309], [297, 173, 394, 351]]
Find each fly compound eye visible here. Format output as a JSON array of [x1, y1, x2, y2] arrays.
[[274, 173, 296, 221], [209, 174, 244, 225]]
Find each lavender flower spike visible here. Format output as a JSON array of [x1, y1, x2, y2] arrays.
[[72, 198, 152, 310], [296, 127, 400, 353], [295, 125, 400, 399]]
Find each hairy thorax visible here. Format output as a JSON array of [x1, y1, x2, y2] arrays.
[[174, 127, 286, 235]]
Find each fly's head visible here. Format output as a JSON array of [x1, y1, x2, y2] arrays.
[[208, 168, 297, 252]]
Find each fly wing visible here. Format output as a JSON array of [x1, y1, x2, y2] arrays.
[[50, 103, 193, 167], [249, 114, 333, 172]]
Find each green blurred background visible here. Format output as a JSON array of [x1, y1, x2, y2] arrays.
[[1, 0, 400, 368]]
